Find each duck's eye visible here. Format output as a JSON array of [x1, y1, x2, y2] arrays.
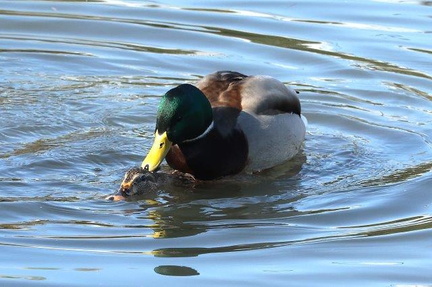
[[159, 142, 164, 148], [123, 188, 132, 196]]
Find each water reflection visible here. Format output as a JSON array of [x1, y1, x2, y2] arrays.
[[143, 197, 432, 258], [0, 274, 46, 281]]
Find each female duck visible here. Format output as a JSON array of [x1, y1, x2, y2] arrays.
[[141, 71, 306, 180]]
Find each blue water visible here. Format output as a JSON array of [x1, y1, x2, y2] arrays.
[[1, 0, 431, 286]]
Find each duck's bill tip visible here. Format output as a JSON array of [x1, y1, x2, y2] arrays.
[[141, 131, 172, 172], [105, 194, 126, 201]]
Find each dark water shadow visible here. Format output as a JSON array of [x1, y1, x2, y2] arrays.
[[154, 265, 199, 277]]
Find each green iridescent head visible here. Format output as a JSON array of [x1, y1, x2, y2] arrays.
[[156, 84, 213, 144], [141, 84, 213, 172]]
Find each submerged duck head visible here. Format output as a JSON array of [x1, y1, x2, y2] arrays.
[[141, 84, 213, 172], [107, 167, 158, 201]]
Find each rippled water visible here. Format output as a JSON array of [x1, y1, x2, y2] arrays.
[[1, 0, 432, 285]]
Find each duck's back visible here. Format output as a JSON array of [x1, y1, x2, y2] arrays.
[[237, 75, 306, 172], [197, 71, 306, 173]]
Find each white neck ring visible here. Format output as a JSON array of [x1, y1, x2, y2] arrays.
[[182, 121, 214, 143]]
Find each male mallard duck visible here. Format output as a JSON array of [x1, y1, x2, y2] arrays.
[[141, 71, 306, 180]]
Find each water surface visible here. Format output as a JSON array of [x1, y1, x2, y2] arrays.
[[1, 0, 432, 286]]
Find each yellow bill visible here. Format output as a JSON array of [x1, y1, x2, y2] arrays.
[[141, 131, 172, 172]]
